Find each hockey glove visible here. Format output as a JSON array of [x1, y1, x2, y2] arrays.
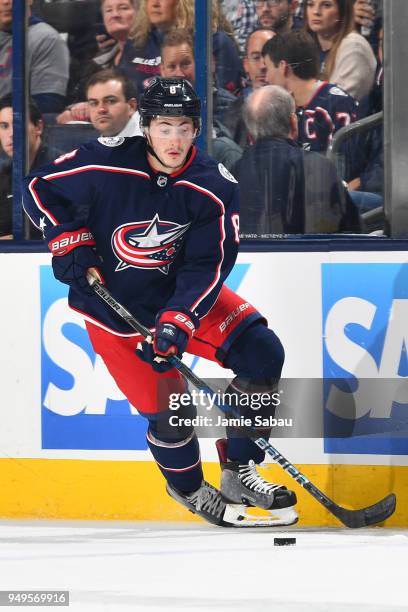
[[48, 227, 104, 296], [136, 310, 196, 373]]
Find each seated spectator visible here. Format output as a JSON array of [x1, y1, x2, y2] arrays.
[[0, 95, 56, 239], [262, 31, 357, 156], [220, 0, 258, 55], [0, 0, 69, 113], [255, 0, 302, 33], [160, 29, 242, 170], [223, 27, 276, 148], [305, 0, 376, 102], [130, 0, 243, 96], [160, 28, 235, 123], [86, 69, 142, 137], [57, 0, 139, 123], [233, 85, 360, 235]]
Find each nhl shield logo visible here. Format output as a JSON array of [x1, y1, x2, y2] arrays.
[[111, 214, 190, 274], [157, 175, 168, 188]]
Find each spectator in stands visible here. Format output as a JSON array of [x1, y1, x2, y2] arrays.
[[130, 0, 243, 96], [223, 27, 276, 148], [160, 28, 235, 123], [220, 0, 258, 55], [305, 0, 376, 102], [233, 85, 360, 235], [86, 69, 143, 137], [262, 30, 357, 155], [0, 95, 54, 239], [0, 0, 69, 113], [58, 0, 139, 122], [160, 29, 242, 170], [255, 0, 301, 33]]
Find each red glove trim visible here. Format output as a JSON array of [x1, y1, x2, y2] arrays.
[[158, 310, 196, 340], [48, 227, 96, 256]]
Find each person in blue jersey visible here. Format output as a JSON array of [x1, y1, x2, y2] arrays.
[[262, 30, 357, 153], [262, 29, 359, 180], [22, 77, 297, 528]]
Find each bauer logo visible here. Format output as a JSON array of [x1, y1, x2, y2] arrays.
[[40, 266, 147, 450], [322, 263, 408, 455]]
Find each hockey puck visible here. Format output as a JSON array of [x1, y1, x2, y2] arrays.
[[274, 537, 296, 546]]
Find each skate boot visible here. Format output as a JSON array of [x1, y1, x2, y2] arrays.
[[216, 439, 298, 527], [166, 480, 233, 527]]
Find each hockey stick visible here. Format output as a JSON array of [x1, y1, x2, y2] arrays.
[[87, 276, 396, 528]]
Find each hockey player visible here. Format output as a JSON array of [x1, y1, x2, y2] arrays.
[[22, 77, 297, 528]]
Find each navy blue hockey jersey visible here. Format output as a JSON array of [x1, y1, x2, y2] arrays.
[[296, 81, 358, 153], [23, 137, 240, 335]]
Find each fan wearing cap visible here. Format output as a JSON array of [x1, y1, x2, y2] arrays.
[[22, 77, 298, 528]]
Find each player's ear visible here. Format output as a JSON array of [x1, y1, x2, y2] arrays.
[[280, 60, 289, 77]]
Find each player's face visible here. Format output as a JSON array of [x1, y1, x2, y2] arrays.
[[264, 55, 287, 88], [147, 116, 195, 173], [306, 0, 340, 38], [0, 106, 13, 157], [160, 43, 196, 85], [0, 0, 12, 30], [102, 0, 137, 39], [243, 30, 275, 90], [255, 0, 292, 30], [87, 80, 137, 136], [146, 0, 178, 29]]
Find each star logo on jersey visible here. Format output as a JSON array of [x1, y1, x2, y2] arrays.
[[111, 214, 190, 274]]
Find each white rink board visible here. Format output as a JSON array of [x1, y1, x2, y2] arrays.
[[1, 249, 408, 465]]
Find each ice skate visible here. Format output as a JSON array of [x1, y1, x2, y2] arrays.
[[166, 480, 233, 527], [216, 439, 299, 527]]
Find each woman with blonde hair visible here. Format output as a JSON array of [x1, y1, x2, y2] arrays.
[[129, 0, 242, 96], [57, 0, 140, 122], [305, 0, 376, 101]]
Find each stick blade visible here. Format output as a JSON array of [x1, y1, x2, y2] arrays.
[[333, 493, 396, 528]]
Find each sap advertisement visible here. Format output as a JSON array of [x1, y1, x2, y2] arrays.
[[322, 263, 408, 456], [2, 250, 408, 463]]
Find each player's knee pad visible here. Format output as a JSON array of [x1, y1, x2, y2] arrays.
[[224, 321, 285, 382], [222, 323, 284, 464]]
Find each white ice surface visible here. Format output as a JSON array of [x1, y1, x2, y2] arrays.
[[0, 521, 406, 612]]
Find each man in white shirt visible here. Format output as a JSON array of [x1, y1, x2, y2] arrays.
[[86, 69, 143, 137]]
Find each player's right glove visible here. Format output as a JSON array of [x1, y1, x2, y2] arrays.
[[47, 227, 104, 296], [136, 310, 196, 373]]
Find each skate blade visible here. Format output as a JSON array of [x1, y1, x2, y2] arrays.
[[223, 504, 298, 527]]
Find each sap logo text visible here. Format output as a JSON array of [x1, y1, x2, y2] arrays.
[[43, 299, 133, 416], [324, 296, 408, 419]]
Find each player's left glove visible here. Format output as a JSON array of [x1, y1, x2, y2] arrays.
[[136, 310, 197, 373]]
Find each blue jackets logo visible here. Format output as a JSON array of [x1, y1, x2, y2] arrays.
[[322, 263, 408, 455], [40, 266, 147, 450]]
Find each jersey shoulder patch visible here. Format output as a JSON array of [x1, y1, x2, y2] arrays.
[[328, 86, 348, 98], [97, 136, 125, 147], [218, 163, 238, 183]]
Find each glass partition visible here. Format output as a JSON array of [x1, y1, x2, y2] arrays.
[[0, 0, 396, 241]]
